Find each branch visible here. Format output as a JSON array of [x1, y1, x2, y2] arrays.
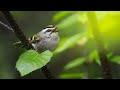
[[0, 20, 14, 32], [87, 12, 112, 79], [2, 11, 55, 79]]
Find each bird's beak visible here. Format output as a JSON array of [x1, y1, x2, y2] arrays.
[[52, 27, 58, 33]]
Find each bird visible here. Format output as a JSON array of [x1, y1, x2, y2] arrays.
[[13, 25, 60, 53]]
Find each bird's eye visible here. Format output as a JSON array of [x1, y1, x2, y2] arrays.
[[46, 29, 51, 32]]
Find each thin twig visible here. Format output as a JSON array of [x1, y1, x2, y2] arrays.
[[0, 20, 14, 32], [2, 11, 55, 79], [87, 12, 112, 79]]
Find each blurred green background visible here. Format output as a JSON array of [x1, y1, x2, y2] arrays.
[[0, 11, 120, 79]]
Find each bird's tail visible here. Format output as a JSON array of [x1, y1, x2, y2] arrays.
[[12, 41, 23, 47]]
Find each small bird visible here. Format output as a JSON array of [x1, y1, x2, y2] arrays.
[[13, 25, 60, 52]]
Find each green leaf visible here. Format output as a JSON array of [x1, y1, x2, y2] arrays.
[[88, 50, 113, 65], [53, 11, 73, 22], [54, 12, 87, 38], [59, 73, 85, 79], [56, 13, 81, 29], [110, 56, 120, 64], [16, 50, 53, 76], [88, 50, 101, 65], [54, 32, 87, 54], [78, 12, 88, 24], [107, 52, 113, 58], [64, 57, 86, 70]]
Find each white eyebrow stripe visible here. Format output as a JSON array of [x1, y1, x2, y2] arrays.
[[42, 27, 55, 33]]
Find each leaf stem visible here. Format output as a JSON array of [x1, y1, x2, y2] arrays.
[[2, 11, 55, 79]]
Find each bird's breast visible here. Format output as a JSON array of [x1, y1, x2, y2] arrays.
[[32, 36, 60, 52]]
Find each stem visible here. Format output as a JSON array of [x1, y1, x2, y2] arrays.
[[2, 11, 55, 79], [0, 20, 14, 32], [87, 11, 112, 79]]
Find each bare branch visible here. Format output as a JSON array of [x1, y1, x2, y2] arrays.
[[2, 11, 55, 79]]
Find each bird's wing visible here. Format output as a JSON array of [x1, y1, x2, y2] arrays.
[[12, 41, 22, 47], [29, 34, 40, 44], [13, 34, 40, 47]]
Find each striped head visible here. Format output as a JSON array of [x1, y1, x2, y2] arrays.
[[37, 25, 58, 38]]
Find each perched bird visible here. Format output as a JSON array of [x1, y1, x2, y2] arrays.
[[13, 25, 60, 52]]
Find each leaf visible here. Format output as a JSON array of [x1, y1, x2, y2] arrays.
[[64, 57, 86, 70], [56, 13, 81, 29], [16, 50, 53, 76], [107, 52, 113, 58], [54, 12, 87, 38], [78, 12, 88, 24], [88, 49, 114, 65], [110, 56, 120, 64], [54, 32, 87, 54], [88, 50, 101, 65], [53, 11, 73, 22], [59, 73, 85, 79], [55, 11, 87, 28]]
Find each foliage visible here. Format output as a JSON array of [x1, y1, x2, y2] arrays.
[[52, 11, 120, 79], [1, 11, 120, 79], [54, 32, 87, 54], [64, 57, 86, 70], [16, 50, 53, 76]]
